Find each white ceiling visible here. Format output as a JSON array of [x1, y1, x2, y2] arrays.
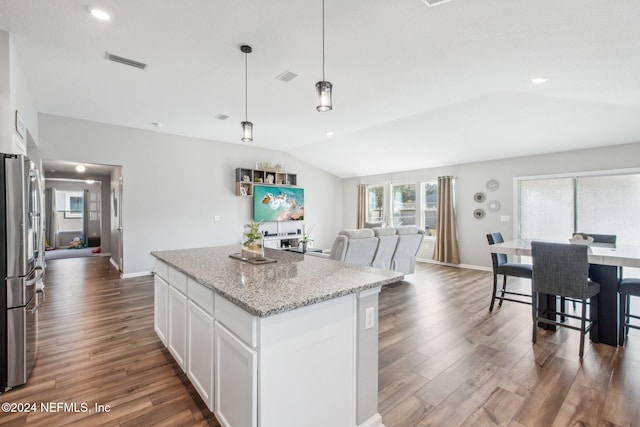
[[2, 0, 640, 178]]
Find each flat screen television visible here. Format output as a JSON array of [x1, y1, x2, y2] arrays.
[[253, 185, 304, 222]]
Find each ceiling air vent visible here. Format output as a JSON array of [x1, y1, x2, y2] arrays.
[[215, 114, 230, 120], [275, 71, 299, 82], [422, 0, 453, 6], [105, 52, 147, 70]]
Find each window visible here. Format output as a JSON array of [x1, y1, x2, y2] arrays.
[[366, 185, 384, 223], [517, 171, 640, 244], [63, 191, 84, 218], [422, 181, 437, 236], [392, 183, 416, 226]]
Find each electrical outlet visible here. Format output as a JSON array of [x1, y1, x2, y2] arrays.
[[214, 215, 221, 222], [365, 307, 375, 329], [500, 215, 510, 222]]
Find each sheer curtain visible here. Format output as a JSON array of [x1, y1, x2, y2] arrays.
[[433, 176, 460, 264], [356, 184, 367, 229], [82, 189, 90, 245], [44, 188, 57, 249]]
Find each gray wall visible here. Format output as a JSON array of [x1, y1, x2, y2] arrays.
[[32, 114, 344, 275], [1, 30, 39, 154], [343, 141, 640, 269]]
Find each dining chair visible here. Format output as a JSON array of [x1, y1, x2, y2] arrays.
[[531, 241, 600, 357], [618, 278, 640, 345], [486, 233, 532, 312], [576, 233, 617, 247]]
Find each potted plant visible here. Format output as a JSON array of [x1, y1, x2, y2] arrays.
[[242, 220, 264, 259], [298, 225, 314, 253]]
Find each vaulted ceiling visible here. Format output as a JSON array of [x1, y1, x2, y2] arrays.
[[2, 0, 639, 178]]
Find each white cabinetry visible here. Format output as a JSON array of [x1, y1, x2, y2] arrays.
[[187, 300, 214, 411], [168, 283, 188, 371], [215, 321, 257, 427], [153, 275, 168, 345]]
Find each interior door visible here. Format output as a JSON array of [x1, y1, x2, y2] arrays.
[[117, 176, 123, 271]]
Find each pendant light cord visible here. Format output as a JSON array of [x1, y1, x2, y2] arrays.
[[245, 52, 248, 121], [322, 0, 325, 82]]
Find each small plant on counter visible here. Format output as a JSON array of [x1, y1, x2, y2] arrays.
[[298, 225, 314, 252], [242, 220, 264, 258]]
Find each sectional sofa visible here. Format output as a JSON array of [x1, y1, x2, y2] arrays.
[[319, 226, 425, 274]]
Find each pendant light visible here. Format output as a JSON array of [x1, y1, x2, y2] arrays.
[[240, 45, 253, 142], [316, 0, 332, 112]]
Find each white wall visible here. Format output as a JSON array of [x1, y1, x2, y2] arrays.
[[10, 35, 39, 147], [0, 31, 39, 154], [343, 141, 640, 269], [0, 31, 11, 154], [32, 114, 344, 274]]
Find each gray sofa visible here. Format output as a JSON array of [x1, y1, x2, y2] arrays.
[[318, 226, 424, 274]]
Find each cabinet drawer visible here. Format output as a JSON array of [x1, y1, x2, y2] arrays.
[[215, 295, 258, 348], [188, 278, 214, 316], [154, 261, 169, 281], [168, 267, 188, 294]]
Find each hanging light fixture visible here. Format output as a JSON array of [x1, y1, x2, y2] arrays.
[[316, 0, 332, 112], [240, 45, 253, 142]]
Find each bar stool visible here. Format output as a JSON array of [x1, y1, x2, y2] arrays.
[[618, 278, 640, 345], [486, 233, 532, 312], [531, 241, 600, 358]]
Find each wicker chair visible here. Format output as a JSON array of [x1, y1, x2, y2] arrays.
[[531, 241, 600, 357]]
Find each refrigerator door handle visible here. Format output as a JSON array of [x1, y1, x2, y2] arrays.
[[30, 289, 46, 314], [30, 167, 46, 268], [24, 266, 44, 287]]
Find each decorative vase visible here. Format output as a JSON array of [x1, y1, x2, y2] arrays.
[[242, 240, 264, 259], [301, 242, 307, 253]]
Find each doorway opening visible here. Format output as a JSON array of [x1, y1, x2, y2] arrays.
[[42, 160, 123, 272]]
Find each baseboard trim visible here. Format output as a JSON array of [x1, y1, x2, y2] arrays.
[[109, 257, 120, 271], [359, 413, 384, 427], [416, 258, 491, 272], [122, 271, 153, 279]]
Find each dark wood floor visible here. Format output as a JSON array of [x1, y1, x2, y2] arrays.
[[1, 257, 638, 426], [0, 257, 219, 427]]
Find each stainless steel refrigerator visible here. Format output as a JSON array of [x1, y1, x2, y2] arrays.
[[1, 153, 45, 391]]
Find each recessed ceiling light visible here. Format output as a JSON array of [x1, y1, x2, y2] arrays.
[[76, 165, 86, 173], [325, 131, 334, 136], [89, 7, 112, 21], [531, 76, 549, 84]]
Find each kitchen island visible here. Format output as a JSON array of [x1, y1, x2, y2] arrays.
[[151, 245, 403, 427]]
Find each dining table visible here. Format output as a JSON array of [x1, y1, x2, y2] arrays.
[[489, 239, 640, 347]]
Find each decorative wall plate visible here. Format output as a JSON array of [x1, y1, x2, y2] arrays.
[[487, 200, 501, 212], [473, 208, 485, 219], [474, 192, 485, 203], [486, 179, 499, 192]]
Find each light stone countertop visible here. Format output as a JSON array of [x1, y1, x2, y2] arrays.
[[151, 245, 404, 317]]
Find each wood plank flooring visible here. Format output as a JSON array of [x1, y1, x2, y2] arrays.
[[0, 257, 219, 427], [1, 257, 638, 426], [378, 263, 640, 427]]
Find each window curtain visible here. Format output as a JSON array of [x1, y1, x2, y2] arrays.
[[44, 188, 57, 249], [356, 184, 367, 229], [82, 189, 90, 245], [433, 176, 460, 264]]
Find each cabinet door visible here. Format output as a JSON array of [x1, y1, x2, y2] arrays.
[[168, 285, 188, 371], [215, 322, 257, 427], [154, 276, 168, 345], [187, 301, 214, 411]]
